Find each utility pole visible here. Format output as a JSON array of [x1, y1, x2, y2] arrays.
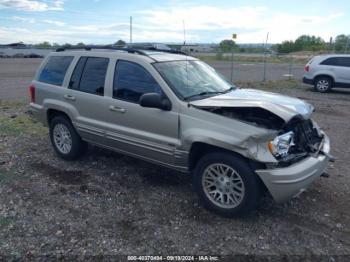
[[130, 16, 133, 44], [230, 34, 237, 83], [183, 20, 186, 45]]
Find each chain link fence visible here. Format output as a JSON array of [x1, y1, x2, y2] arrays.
[[191, 51, 314, 83]]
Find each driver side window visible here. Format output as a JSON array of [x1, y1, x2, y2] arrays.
[[113, 60, 163, 103]]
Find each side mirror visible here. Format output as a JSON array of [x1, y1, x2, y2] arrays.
[[139, 93, 171, 111]]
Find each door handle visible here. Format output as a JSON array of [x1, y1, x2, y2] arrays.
[[109, 105, 126, 113], [63, 94, 76, 101]]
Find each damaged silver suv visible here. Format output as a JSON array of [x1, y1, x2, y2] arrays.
[[29, 46, 331, 216]]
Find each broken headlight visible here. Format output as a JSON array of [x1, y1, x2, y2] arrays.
[[268, 131, 295, 158]]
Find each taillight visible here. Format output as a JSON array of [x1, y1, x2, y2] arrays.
[[304, 65, 310, 72], [28, 84, 35, 103]]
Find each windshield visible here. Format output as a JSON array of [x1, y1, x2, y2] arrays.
[[154, 60, 235, 101]]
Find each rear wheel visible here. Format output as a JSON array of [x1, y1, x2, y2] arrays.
[[49, 115, 87, 160], [314, 77, 332, 93], [193, 152, 261, 217]]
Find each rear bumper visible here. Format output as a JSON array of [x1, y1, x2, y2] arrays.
[[302, 77, 314, 85], [256, 134, 330, 203], [28, 103, 47, 125]]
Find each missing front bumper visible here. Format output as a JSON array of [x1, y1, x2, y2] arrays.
[[255, 134, 330, 203]]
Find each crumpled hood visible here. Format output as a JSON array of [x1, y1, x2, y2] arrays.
[[189, 88, 314, 122]]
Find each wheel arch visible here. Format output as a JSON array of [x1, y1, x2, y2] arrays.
[[47, 108, 72, 125], [313, 74, 335, 84], [188, 142, 265, 173]]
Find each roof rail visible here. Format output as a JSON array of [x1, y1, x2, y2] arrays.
[[137, 47, 187, 55], [55, 45, 148, 55], [55, 45, 187, 56]]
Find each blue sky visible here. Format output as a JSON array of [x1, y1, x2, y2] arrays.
[[0, 0, 349, 44]]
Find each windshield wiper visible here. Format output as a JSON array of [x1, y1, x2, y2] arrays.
[[184, 87, 235, 101]]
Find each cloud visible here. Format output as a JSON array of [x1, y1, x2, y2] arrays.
[[12, 16, 65, 27], [0, 4, 345, 44], [0, 0, 64, 11], [13, 15, 35, 23], [137, 5, 344, 43], [42, 19, 65, 26]]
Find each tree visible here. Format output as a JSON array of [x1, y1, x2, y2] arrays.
[[294, 35, 326, 51], [276, 40, 295, 53], [76, 42, 85, 46], [62, 43, 72, 48], [275, 35, 326, 53], [35, 41, 51, 48], [115, 39, 126, 47], [334, 34, 350, 52], [219, 39, 237, 52]]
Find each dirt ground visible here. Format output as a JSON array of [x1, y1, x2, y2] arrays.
[[0, 59, 350, 260]]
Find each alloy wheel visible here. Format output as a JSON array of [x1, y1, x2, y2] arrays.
[[202, 163, 245, 208]]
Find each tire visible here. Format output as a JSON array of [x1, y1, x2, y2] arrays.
[[49, 115, 87, 160], [314, 76, 333, 93], [193, 152, 261, 217]]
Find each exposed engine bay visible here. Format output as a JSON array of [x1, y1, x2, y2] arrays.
[[280, 117, 324, 165], [202, 106, 324, 166], [205, 107, 285, 130]]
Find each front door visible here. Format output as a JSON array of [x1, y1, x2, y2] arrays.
[[104, 60, 180, 167]]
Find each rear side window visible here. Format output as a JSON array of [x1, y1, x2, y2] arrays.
[[321, 57, 350, 67], [69, 57, 109, 96], [113, 60, 162, 103], [38, 56, 73, 86]]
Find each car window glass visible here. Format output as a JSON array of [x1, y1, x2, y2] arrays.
[[337, 57, 350, 67], [39, 56, 73, 86], [70, 57, 109, 96], [113, 60, 162, 103], [321, 57, 339, 66], [69, 57, 87, 89]]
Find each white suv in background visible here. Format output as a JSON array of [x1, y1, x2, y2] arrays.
[[303, 54, 350, 92]]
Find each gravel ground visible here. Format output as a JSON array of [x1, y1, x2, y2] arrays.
[[0, 59, 350, 260]]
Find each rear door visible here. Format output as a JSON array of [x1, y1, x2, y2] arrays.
[[321, 57, 350, 84], [335, 57, 350, 84], [65, 56, 110, 143], [103, 59, 180, 167]]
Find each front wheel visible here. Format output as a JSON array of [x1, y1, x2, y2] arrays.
[[193, 152, 261, 217]]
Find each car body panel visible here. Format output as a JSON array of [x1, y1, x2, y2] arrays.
[[189, 88, 314, 122]]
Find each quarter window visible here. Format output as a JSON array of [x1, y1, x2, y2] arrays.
[[39, 56, 73, 86], [69, 57, 109, 96], [113, 60, 162, 103]]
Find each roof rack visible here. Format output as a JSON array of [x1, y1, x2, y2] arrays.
[[55, 45, 148, 55], [138, 47, 187, 55], [55, 45, 187, 56]]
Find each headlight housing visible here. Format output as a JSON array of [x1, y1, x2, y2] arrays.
[[268, 131, 295, 158]]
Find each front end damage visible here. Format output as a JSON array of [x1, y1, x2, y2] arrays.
[[189, 90, 332, 202]]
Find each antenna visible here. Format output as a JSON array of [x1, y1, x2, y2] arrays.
[[183, 20, 186, 45]]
